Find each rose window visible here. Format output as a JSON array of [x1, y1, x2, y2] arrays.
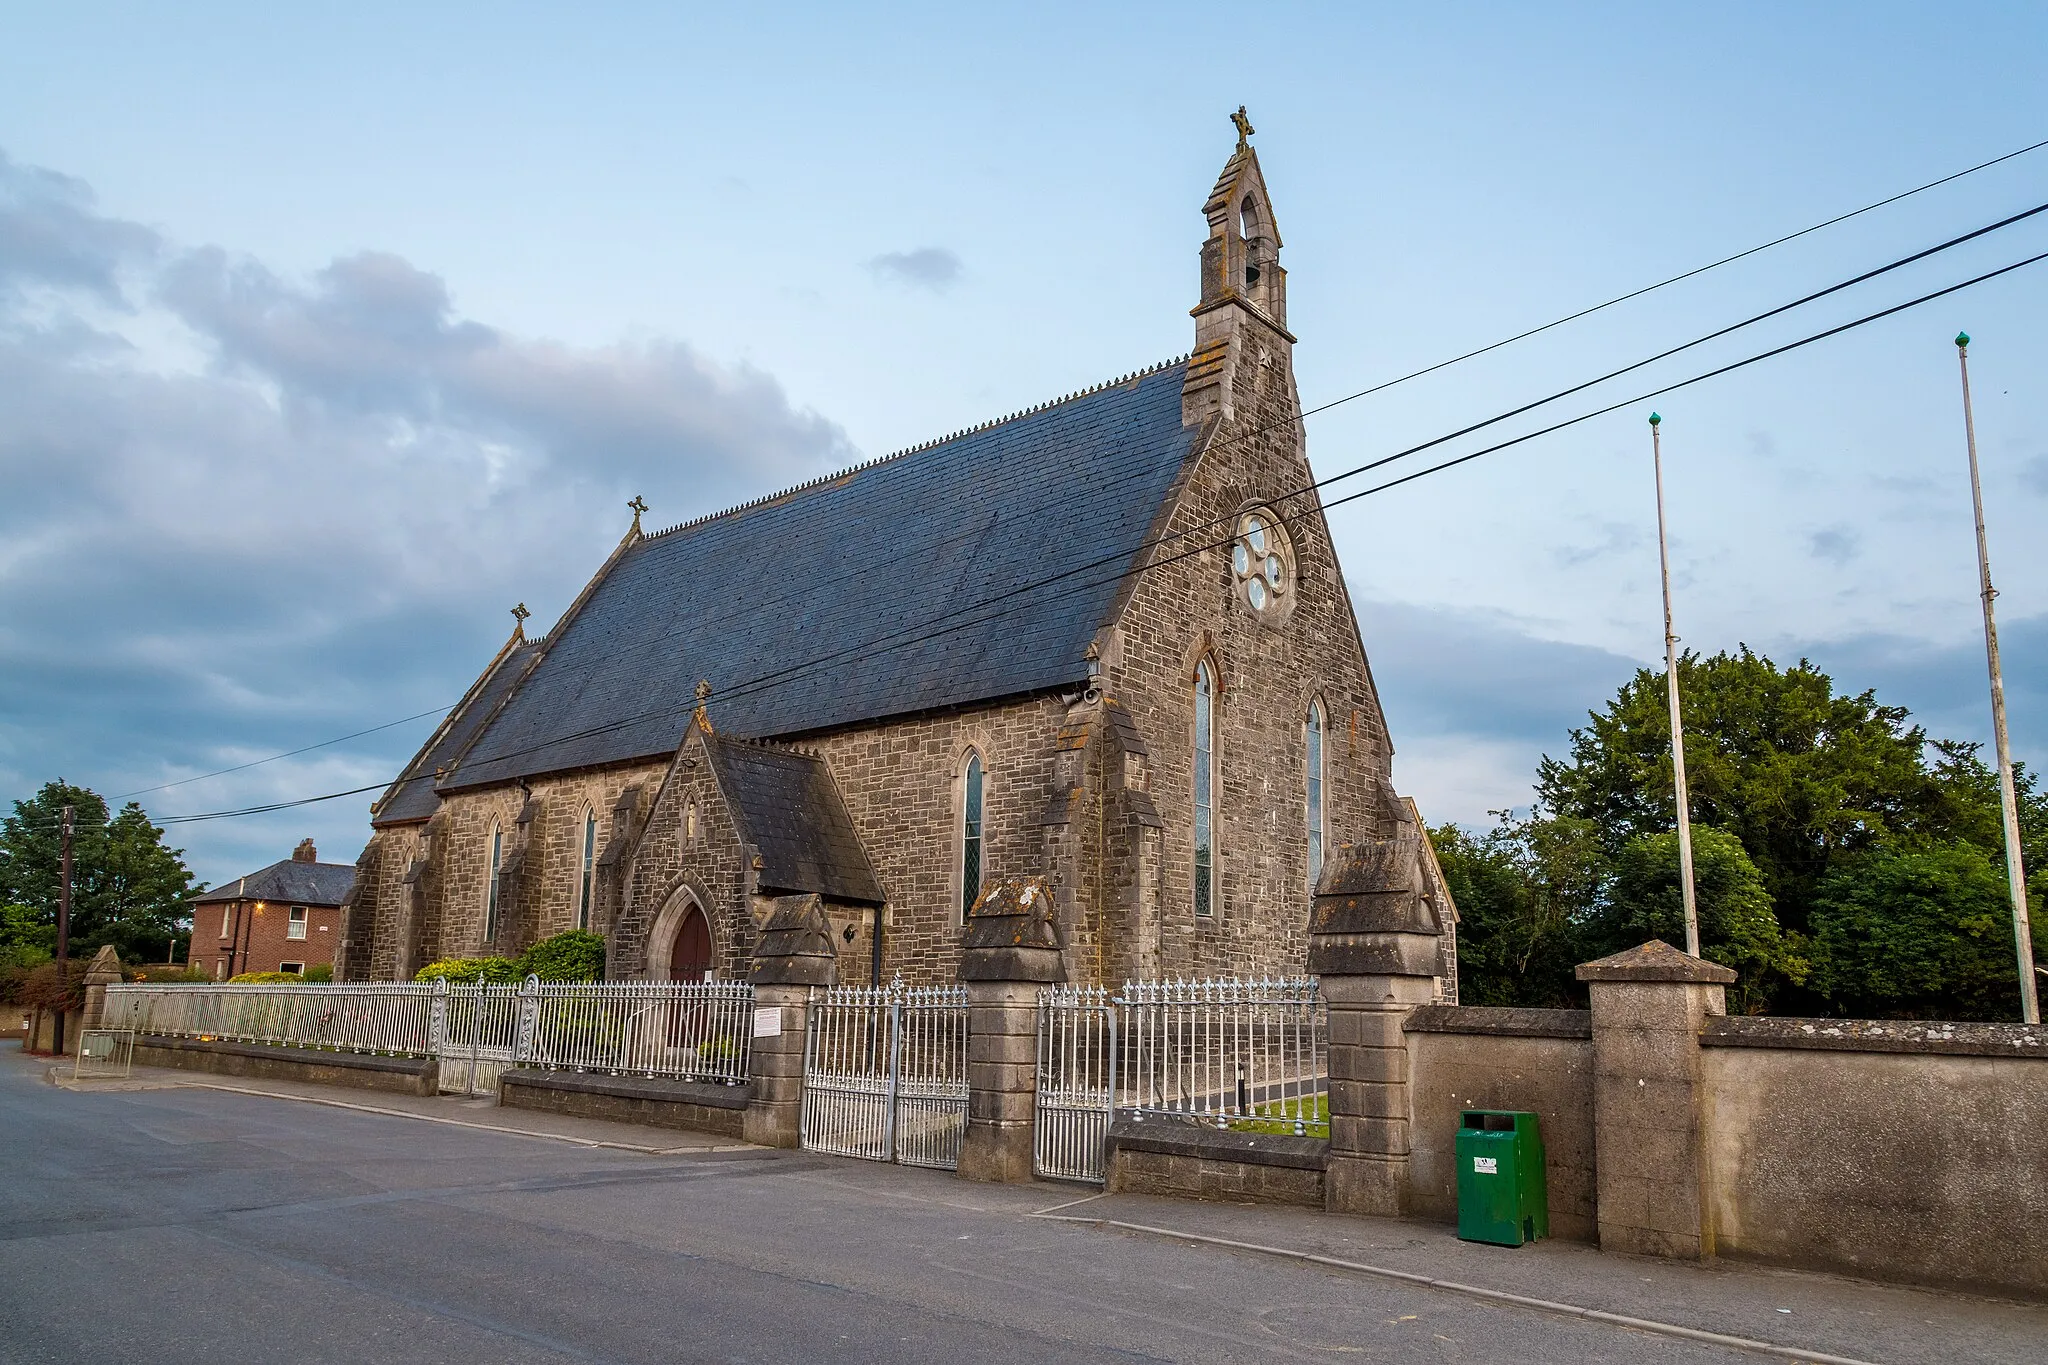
[[1231, 510, 1291, 614]]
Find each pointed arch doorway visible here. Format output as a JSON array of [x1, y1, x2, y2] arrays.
[[669, 903, 713, 982]]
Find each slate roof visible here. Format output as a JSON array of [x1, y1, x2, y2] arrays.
[[437, 358, 1200, 793], [704, 735, 885, 905], [192, 859, 356, 906], [374, 638, 542, 825]]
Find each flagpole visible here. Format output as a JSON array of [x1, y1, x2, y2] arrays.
[[1650, 413, 1701, 956], [1954, 333, 2039, 1024]]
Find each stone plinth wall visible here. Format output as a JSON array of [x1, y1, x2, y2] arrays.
[[499, 1069, 749, 1138], [1105, 1120, 1326, 1208], [22, 1007, 82, 1055], [1700, 1018, 2048, 1298], [1402, 1006, 1597, 1242], [133, 1036, 439, 1096]]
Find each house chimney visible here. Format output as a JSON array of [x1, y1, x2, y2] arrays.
[[293, 838, 318, 863]]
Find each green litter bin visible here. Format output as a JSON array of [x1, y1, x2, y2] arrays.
[[1455, 1110, 1548, 1247]]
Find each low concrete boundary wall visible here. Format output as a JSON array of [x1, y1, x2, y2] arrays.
[[1104, 1119, 1327, 1208], [1701, 1017, 2048, 1298], [498, 1069, 751, 1138], [134, 1035, 438, 1096], [1403, 1005, 1596, 1240]]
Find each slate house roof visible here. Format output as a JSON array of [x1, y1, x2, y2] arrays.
[[702, 735, 885, 905], [193, 859, 357, 907], [384, 356, 1202, 813]]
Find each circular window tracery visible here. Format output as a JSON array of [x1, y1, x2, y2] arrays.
[[1232, 510, 1292, 616]]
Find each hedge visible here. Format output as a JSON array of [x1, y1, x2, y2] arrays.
[[412, 930, 606, 985]]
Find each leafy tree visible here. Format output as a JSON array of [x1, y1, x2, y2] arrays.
[[1446, 648, 2041, 1019], [0, 781, 201, 963], [1430, 814, 1602, 1008], [0, 902, 53, 970], [1536, 649, 1960, 936], [1599, 826, 1806, 1014], [1808, 843, 2026, 1021]]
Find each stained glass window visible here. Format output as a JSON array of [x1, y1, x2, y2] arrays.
[[1233, 510, 1291, 614], [1194, 660, 1215, 917], [1306, 702, 1325, 891], [485, 826, 502, 941], [961, 752, 985, 920], [577, 809, 597, 930]]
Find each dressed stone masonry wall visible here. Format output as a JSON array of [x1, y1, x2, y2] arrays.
[[618, 738, 756, 982], [343, 132, 1403, 992]]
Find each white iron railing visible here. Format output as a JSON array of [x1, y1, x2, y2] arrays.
[[102, 978, 754, 1088], [1035, 984, 1116, 1182], [102, 982, 438, 1056], [1117, 976, 1327, 1137], [526, 980, 754, 1087]]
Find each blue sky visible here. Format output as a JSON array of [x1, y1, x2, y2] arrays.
[[3, 3, 2045, 889]]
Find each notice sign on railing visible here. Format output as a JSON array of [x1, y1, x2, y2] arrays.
[[753, 1005, 783, 1038]]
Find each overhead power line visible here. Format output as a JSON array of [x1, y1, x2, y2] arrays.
[[116, 704, 457, 799], [82, 134, 2048, 810], [150, 242, 2048, 826], [299, 188, 2048, 784]]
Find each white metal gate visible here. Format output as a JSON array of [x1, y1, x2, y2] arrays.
[[1034, 985, 1117, 1182], [436, 981, 523, 1097], [801, 981, 968, 1169], [1034, 977, 1329, 1184]]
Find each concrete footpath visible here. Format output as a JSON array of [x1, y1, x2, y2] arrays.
[[7, 1048, 2042, 1364]]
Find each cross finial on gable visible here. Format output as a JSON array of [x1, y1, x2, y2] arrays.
[[628, 494, 649, 532], [693, 679, 713, 732], [1231, 105, 1255, 153], [511, 602, 531, 638]]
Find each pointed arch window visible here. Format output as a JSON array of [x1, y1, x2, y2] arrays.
[[1305, 700, 1326, 891], [960, 751, 985, 921], [576, 808, 598, 930], [1194, 659, 1216, 917], [485, 824, 503, 941]]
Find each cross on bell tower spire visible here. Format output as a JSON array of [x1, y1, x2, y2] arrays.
[[1183, 107, 1294, 428]]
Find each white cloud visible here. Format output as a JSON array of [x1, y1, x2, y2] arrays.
[[867, 246, 963, 293], [0, 149, 855, 886]]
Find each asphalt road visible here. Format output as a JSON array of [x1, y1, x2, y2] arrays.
[[2, 1051, 2039, 1364]]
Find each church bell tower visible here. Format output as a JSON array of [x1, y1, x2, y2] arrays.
[[1183, 107, 1295, 428]]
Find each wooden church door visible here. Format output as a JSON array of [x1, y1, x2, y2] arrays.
[[668, 906, 713, 982]]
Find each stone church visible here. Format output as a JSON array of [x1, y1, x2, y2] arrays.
[[340, 119, 1455, 990]]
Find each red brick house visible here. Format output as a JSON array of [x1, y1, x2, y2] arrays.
[[190, 840, 355, 979]]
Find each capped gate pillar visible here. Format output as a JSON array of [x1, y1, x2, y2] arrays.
[[80, 944, 125, 1031], [1578, 940, 1733, 1259], [1310, 792, 1445, 1218], [745, 894, 838, 1149], [957, 878, 1065, 1183]]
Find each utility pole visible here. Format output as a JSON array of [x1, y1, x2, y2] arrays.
[[1954, 333, 2038, 1024], [1650, 414, 1701, 956], [56, 804, 73, 965], [55, 804, 73, 1058]]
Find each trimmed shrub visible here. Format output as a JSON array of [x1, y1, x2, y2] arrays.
[[303, 963, 334, 982], [515, 930, 605, 983], [413, 956, 522, 984], [129, 963, 208, 983], [228, 971, 309, 984]]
